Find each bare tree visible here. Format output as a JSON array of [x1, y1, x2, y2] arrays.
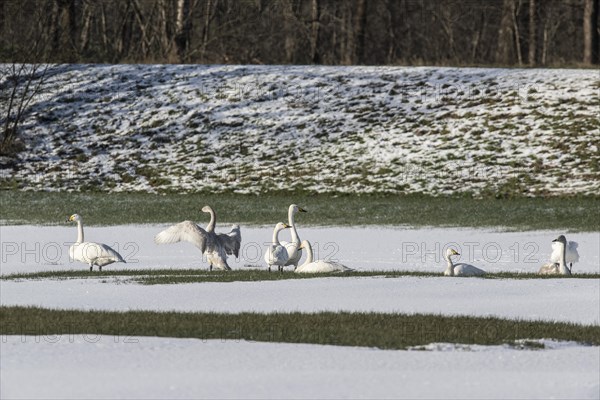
[[583, 0, 599, 64], [309, 0, 320, 64], [496, 0, 516, 64], [0, 64, 54, 155], [528, 0, 537, 65], [354, 0, 367, 64], [174, 0, 191, 62]]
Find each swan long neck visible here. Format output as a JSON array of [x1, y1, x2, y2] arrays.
[[444, 253, 454, 276], [272, 227, 282, 245], [206, 207, 216, 232], [558, 242, 570, 275], [76, 220, 84, 243], [288, 207, 300, 243], [304, 242, 313, 264]]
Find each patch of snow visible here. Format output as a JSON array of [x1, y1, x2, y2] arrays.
[[1, 336, 598, 399], [1, 276, 599, 324]]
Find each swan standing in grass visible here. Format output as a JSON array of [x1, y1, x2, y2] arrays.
[[154, 205, 241, 271], [443, 248, 485, 277], [550, 236, 579, 272], [265, 222, 291, 272], [539, 235, 572, 275], [294, 240, 353, 273], [280, 204, 307, 268], [67, 214, 125, 271]]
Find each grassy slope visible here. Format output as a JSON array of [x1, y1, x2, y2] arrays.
[[3, 269, 599, 283], [4, 66, 599, 197], [1, 191, 599, 230], [2, 306, 599, 349]]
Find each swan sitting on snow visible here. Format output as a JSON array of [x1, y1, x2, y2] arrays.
[[265, 222, 291, 272], [443, 248, 485, 277], [280, 204, 307, 268], [295, 240, 353, 273], [154, 205, 241, 271], [67, 214, 125, 271], [539, 235, 572, 275]]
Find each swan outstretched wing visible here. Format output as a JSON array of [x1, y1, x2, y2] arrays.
[[155, 221, 208, 253], [550, 241, 580, 264], [218, 225, 241, 257]]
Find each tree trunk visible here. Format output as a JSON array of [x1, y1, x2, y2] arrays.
[[472, 9, 487, 63], [309, 0, 320, 64], [583, 0, 599, 64], [157, 0, 171, 58], [354, 0, 367, 64], [201, 0, 213, 62], [0, 0, 5, 48], [541, 19, 548, 65], [384, 0, 396, 64], [528, 0, 536, 65], [282, 0, 296, 64], [496, 0, 515, 64], [100, 3, 109, 59], [512, 0, 522, 66], [175, 0, 191, 62], [79, 2, 92, 54], [68, 0, 80, 54]]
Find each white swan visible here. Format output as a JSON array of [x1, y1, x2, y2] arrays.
[[264, 222, 291, 272], [539, 235, 571, 275], [154, 205, 241, 271], [280, 204, 307, 268], [202, 205, 242, 261], [294, 240, 353, 273], [67, 214, 125, 271], [443, 248, 485, 277], [550, 237, 579, 271]]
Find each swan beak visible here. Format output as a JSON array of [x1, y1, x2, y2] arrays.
[[298, 207, 307, 213], [66, 215, 73, 222], [283, 223, 291, 229], [551, 238, 558, 242], [452, 250, 460, 256]]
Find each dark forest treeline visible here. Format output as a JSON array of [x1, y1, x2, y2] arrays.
[[0, 0, 599, 66]]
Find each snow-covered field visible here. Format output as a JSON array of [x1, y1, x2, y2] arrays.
[[3, 275, 599, 324], [2, 225, 599, 275], [2, 336, 598, 400], [1, 65, 598, 196], [2, 225, 598, 323], [2, 224, 600, 399]]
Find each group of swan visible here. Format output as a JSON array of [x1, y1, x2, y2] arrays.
[[442, 235, 579, 277], [264, 204, 352, 273], [66, 211, 578, 277]]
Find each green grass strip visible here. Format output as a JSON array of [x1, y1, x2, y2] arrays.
[[1, 306, 598, 350], [2, 269, 599, 283], [1, 191, 599, 231]]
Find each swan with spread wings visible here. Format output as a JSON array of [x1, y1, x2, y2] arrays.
[[155, 205, 241, 271]]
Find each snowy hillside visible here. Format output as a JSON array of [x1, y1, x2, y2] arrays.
[[1, 65, 598, 196]]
